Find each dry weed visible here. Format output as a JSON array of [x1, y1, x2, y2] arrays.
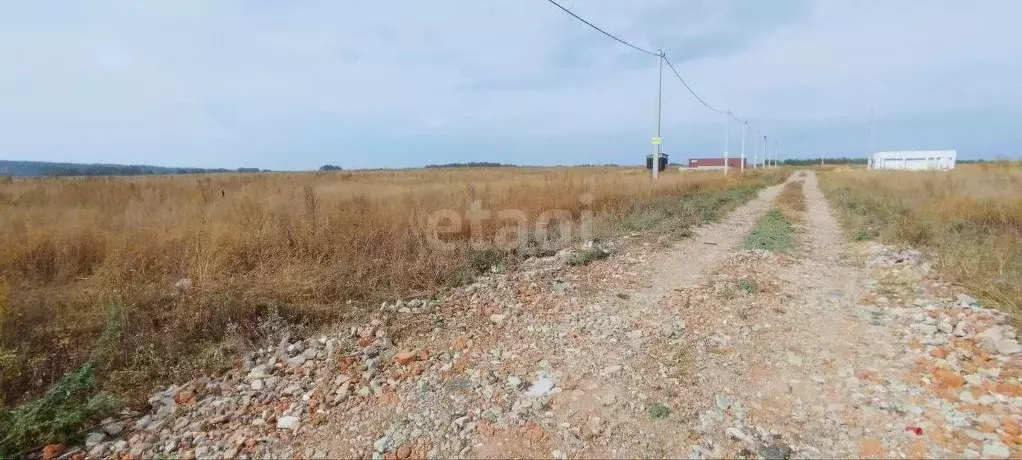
[[0, 167, 785, 403], [821, 162, 1022, 315]]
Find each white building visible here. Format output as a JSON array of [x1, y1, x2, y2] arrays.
[[868, 150, 957, 171]]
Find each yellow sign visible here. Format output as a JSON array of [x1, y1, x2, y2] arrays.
[[651, 137, 661, 145]]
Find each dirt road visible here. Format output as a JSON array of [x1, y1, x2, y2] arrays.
[[80, 171, 1022, 459]]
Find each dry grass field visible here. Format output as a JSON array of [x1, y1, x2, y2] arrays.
[[821, 163, 1022, 316], [0, 167, 785, 406]]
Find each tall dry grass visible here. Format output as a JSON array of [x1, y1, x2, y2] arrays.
[[776, 180, 806, 222], [0, 167, 785, 403], [820, 163, 1022, 314]]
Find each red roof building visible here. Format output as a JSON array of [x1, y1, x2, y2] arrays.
[[687, 158, 746, 169]]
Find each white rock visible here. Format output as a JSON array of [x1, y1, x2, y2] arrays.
[[602, 365, 623, 376], [957, 293, 978, 305], [489, 314, 507, 324], [525, 373, 556, 398], [88, 444, 109, 457], [251, 379, 265, 391], [926, 334, 949, 346], [101, 419, 125, 436], [953, 321, 973, 337], [85, 432, 105, 447], [977, 327, 1020, 355], [982, 441, 1010, 459], [277, 415, 301, 430], [726, 427, 754, 445]]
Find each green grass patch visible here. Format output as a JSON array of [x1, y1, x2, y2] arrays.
[[744, 208, 795, 253], [648, 403, 670, 419], [737, 278, 759, 294], [620, 183, 774, 242]]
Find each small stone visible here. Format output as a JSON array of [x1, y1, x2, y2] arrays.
[[585, 416, 605, 437], [507, 376, 522, 388], [41, 444, 66, 460], [374, 436, 391, 453], [927, 334, 949, 346], [247, 365, 270, 380], [277, 415, 301, 430], [626, 330, 643, 339], [715, 394, 733, 411], [84, 432, 105, 447], [981, 440, 1010, 459], [726, 427, 754, 445], [251, 379, 265, 391], [100, 418, 124, 436], [786, 353, 803, 366], [89, 444, 109, 458], [602, 365, 622, 375], [916, 323, 938, 335], [396, 446, 412, 460], [601, 393, 617, 406], [957, 293, 978, 305], [393, 351, 416, 365], [489, 314, 507, 324], [937, 320, 953, 334], [954, 321, 974, 337]]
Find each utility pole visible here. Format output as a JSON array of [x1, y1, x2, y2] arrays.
[[740, 121, 747, 173], [762, 135, 768, 168], [753, 130, 759, 170], [723, 112, 730, 175], [652, 49, 663, 180]]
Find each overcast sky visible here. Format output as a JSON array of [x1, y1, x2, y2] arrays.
[[2, 1, 1020, 169]]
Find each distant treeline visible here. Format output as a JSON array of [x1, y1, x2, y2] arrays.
[[779, 157, 868, 166], [424, 162, 514, 168], [0, 160, 269, 177]]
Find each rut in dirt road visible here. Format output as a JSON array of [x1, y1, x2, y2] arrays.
[[76, 172, 1021, 460]]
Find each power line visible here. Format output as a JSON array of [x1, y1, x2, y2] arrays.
[[543, 0, 775, 168], [662, 54, 728, 115], [544, 0, 659, 57]]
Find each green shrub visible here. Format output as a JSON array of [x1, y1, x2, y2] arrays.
[[648, 403, 670, 419], [0, 302, 123, 458]]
